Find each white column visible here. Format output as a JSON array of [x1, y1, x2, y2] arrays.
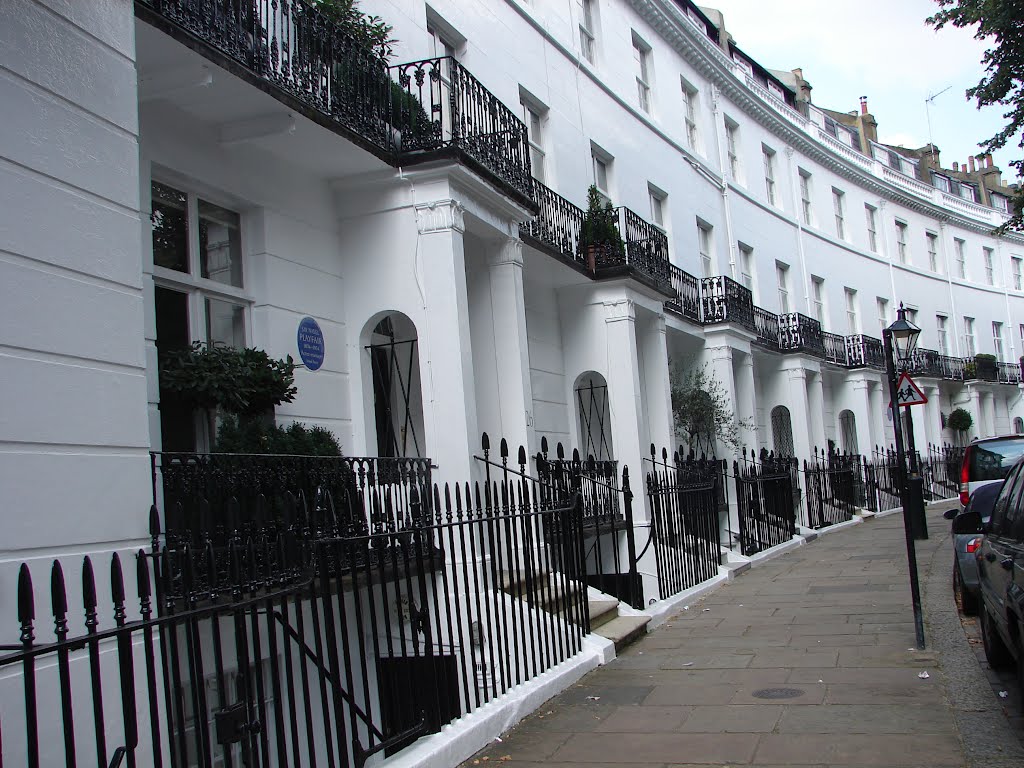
[[487, 237, 535, 455], [922, 385, 942, 449], [806, 369, 827, 455], [849, 376, 874, 457], [782, 362, 813, 462], [415, 200, 479, 483], [604, 299, 648, 517], [642, 315, 673, 457], [735, 352, 758, 453], [868, 379, 889, 451], [983, 391, 998, 437], [707, 344, 739, 457]]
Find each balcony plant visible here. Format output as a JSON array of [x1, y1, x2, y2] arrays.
[[579, 185, 625, 273], [974, 353, 998, 381]]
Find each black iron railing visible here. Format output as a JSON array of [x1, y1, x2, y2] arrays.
[[911, 348, 944, 378], [702, 275, 755, 331], [753, 305, 781, 349], [666, 264, 702, 322], [389, 57, 533, 203], [939, 354, 967, 380], [846, 334, 885, 370], [137, 2, 535, 207], [779, 312, 824, 357], [998, 361, 1023, 384], [645, 447, 724, 600], [804, 450, 862, 528], [733, 449, 798, 556], [521, 180, 585, 268], [822, 331, 847, 366]]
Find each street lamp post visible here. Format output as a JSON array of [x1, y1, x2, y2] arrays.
[[883, 303, 927, 650]]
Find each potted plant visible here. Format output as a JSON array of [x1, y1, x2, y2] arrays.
[[974, 353, 998, 381], [579, 184, 625, 273], [948, 407, 973, 445]]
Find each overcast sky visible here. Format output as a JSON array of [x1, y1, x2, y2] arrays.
[[704, 0, 1020, 180]]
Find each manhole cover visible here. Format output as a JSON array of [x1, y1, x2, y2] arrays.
[[751, 687, 805, 700]]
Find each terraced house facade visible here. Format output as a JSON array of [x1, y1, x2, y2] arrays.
[[2, 0, 1024, 766]]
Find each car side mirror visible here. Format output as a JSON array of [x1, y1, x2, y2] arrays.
[[943, 508, 958, 520], [951, 510, 984, 535]]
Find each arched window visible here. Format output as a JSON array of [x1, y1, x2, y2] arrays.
[[839, 410, 859, 455], [771, 405, 794, 457], [1015, 416, 1024, 435], [575, 372, 613, 460], [364, 313, 425, 458]]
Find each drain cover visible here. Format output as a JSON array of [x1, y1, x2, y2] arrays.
[[751, 687, 805, 700]]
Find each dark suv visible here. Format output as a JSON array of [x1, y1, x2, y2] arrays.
[[957, 456, 1024, 676]]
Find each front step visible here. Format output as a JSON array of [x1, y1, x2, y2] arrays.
[[593, 614, 650, 652], [588, 597, 620, 630]]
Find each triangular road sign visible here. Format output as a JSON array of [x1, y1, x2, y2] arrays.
[[894, 372, 928, 407]]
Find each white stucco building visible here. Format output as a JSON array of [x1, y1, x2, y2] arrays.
[[2, 0, 1024, 764]]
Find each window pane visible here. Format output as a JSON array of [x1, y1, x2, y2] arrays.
[[206, 298, 245, 348], [151, 181, 189, 273], [199, 200, 243, 287]]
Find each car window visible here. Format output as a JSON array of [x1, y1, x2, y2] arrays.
[[970, 439, 1024, 481], [1009, 470, 1024, 543], [967, 481, 1005, 523], [990, 466, 1021, 537]]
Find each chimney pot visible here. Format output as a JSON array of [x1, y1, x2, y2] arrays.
[[953, 162, 959, 171], [987, 154, 994, 168], [860, 96, 868, 115], [969, 156, 977, 172]]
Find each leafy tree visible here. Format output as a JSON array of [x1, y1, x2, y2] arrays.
[[948, 407, 974, 444], [670, 362, 754, 456], [310, 0, 396, 59], [927, 1, 1024, 232]]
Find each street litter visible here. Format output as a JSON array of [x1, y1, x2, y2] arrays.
[[586, 696, 601, 701], [917, 671, 929, 679], [1000, 691, 1009, 698], [679, 662, 694, 667]]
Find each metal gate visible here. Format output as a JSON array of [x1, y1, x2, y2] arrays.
[[803, 450, 863, 529], [733, 450, 798, 556]]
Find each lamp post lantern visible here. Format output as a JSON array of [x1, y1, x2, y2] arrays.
[[883, 303, 927, 650]]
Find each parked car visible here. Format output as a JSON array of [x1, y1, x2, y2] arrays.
[[958, 436, 1024, 507], [944, 481, 1004, 614], [955, 457, 1024, 680]]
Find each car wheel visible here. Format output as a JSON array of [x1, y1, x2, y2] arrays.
[[982, 605, 1013, 669], [954, 561, 978, 615]]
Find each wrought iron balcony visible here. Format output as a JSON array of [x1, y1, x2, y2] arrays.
[[938, 354, 966, 380], [702, 276, 755, 332], [966, 356, 999, 382], [521, 179, 586, 269], [845, 334, 885, 370], [389, 57, 534, 204], [779, 313, 824, 357], [137, 2, 535, 208], [666, 264, 702, 323], [822, 331, 847, 366], [998, 361, 1023, 384], [910, 348, 943, 378], [753, 306, 781, 349], [592, 207, 672, 288]]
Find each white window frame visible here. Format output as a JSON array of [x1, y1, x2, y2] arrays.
[[591, 145, 612, 202], [964, 316, 976, 357], [725, 117, 741, 182], [777, 262, 791, 314], [579, 0, 597, 64], [844, 287, 859, 334], [763, 145, 777, 206], [811, 275, 825, 326], [739, 242, 755, 295], [832, 188, 846, 240], [697, 220, 713, 278], [993, 321, 1005, 361], [865, 204, 878, 253], [681, 78, 701, 153], [799, 169, 812, 226], [954, 238, 967, 278], [937, 315, 949, 355], [983, 247, 995, 285], [632, 32, 652, 113], [521, 96, 547, 184], [1012, 256, 1023, 291], [877, 297, 889, 333], [895, 220, 908, 264], [648, 185, 666, 230]]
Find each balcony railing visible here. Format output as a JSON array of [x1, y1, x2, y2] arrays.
[[846, 335, 885, 370], [593, 207, 672, 287], [998, 361, 1023, 384], [522, 179, 585, 268], [702, 276, 755, 331], [940, 354, 967, 380], [389, 57, 533, 203], [779, 312, 824, 357], [911, 348, 943, 378], [753, 305, 781, 349], [823, 331, 847, 366], [137, 2, 535, 206], [666, 264, 702, 322]]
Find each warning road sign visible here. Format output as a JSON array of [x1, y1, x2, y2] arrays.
[[893, 372, 928, 407]]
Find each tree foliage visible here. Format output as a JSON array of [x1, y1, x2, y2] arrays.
[[311, 0, 396, 59], [927, 0, 1024, 232], [214, 415, 342, 456], [160, 342, 298, 417], [948, 407, 974, 436], [670, 362, 754, 456]]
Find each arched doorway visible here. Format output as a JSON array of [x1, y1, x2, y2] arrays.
[[575, 372, 613, 460], [363, 312, 425, 458], [771, 405, 795, 457], [1015, 416, 1024, 435], [839, 410, 859, 455]]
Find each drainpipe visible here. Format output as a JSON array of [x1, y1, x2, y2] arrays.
[[938, 221, 962, 357], [785, 146, 811, 314], [710, 84, 737, 278]]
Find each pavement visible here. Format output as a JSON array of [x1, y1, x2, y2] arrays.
[[460, 505, 1024, 767]]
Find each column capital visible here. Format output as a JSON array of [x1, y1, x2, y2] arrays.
[[604, 298, 635, 323], [415, 199, 466, 234], [707, 344, 733, 362], [489, 236, 524, 268]]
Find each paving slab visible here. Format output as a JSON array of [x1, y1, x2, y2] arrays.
[[460, 507, 1020, 768]]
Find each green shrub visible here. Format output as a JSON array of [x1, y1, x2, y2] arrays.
[[215, 415, 342, 456], [947, 408, 973, 435], [579, 185, 625, 259]]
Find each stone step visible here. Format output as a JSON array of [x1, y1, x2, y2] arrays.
[[593, 614, 650, 652], [588, 597, 620, 630]]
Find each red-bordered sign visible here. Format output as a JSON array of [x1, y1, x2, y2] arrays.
[[893, 372, 928, 407]]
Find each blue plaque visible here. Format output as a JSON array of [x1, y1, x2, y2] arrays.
[[296, 316, 325, 371]]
